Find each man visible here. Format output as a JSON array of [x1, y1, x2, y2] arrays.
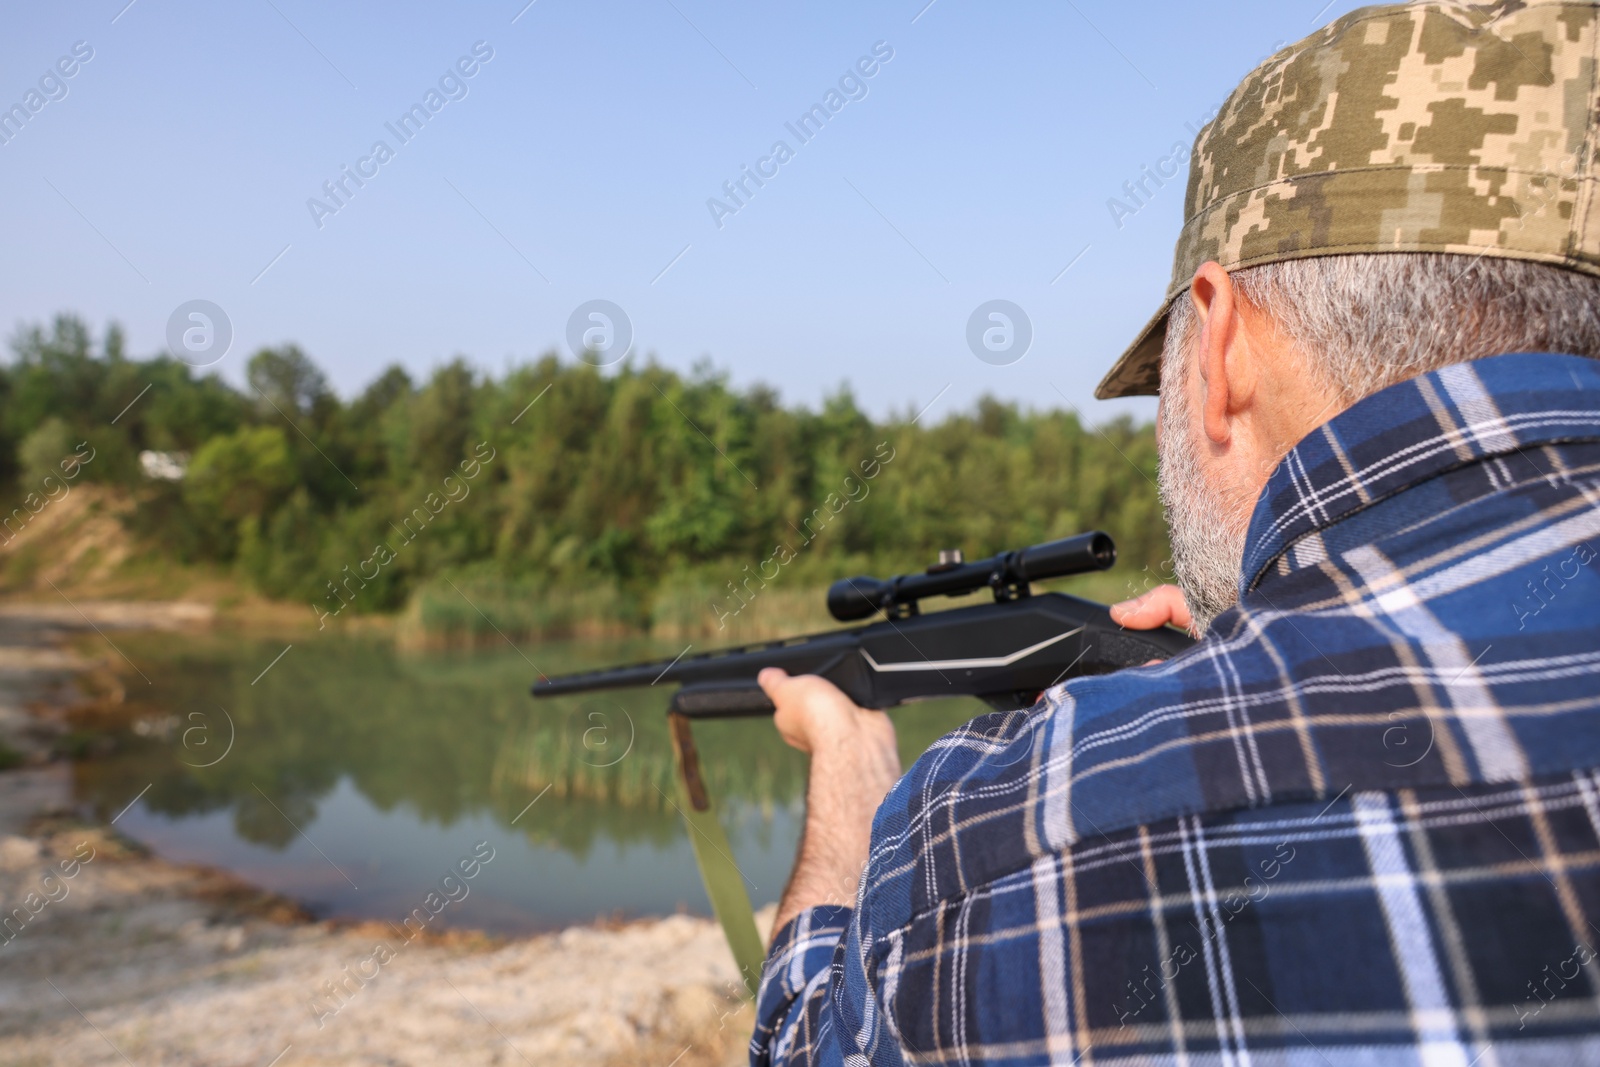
[[749, 1, 1600, 1064]]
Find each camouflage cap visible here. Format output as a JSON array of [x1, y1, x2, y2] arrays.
[[1095, 0, 1600, 400]]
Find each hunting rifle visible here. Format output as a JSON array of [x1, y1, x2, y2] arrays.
[[531, 531, 1192, 715], [528, 532, 1193, 992]]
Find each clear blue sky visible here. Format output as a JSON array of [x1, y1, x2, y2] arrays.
[[0, 0, 1368, 423]]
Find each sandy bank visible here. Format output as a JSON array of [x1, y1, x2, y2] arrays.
[[0, 602, 767, 1067]]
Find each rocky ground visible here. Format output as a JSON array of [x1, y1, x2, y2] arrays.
[[0, 603, 766, 1067]]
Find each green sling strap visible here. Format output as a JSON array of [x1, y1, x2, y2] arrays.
[[668, 711, 766, 998]]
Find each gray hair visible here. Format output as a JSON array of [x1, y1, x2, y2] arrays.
[[1163, 253, 1600, 403], [1155, 252, 1600, 635]]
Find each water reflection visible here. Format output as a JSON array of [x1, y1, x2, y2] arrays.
[[72, 631, 983, 931]]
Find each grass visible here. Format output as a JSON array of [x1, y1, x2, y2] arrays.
[[397, 557, 1152, 646]]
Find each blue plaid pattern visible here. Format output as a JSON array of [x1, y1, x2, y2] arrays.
[[752, 353, 1600, 1066]]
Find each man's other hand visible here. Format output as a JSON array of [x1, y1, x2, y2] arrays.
[[1110, 584, 1194, 635], [759, 668, 901, 934]]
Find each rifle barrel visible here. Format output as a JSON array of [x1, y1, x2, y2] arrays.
[[532, 660, 680, 695], [531, 631, 858, 698]]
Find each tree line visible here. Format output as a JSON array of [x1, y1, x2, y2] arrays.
[[1, 314, 1167, 632]]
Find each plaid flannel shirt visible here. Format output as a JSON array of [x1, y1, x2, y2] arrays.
[[752, 352, 1600, 1067]]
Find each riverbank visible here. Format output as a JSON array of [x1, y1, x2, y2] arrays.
[[0, 602, 765, 1067], [1, 483, 1142, 649]]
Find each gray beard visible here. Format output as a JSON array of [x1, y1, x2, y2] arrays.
[[1156, 383, 1253, 637]]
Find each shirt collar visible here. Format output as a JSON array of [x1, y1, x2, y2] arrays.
[[1240, 352, 1600, 592]]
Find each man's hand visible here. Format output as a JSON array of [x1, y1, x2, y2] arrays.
[[759, 668, 901, 938], [760, 668, 897, 757], [1110, 584, 1194, 635]]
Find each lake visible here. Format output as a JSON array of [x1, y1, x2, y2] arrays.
[[69, 630, 986, 934]]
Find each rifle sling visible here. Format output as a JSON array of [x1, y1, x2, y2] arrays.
[[668, 711, 766, 997]]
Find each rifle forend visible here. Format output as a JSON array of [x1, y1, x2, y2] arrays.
[[530, 533, 1193, 718]]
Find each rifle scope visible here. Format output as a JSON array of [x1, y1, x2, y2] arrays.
[[826, 531, 1116, 622]]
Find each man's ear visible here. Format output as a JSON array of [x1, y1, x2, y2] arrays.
[[1188, 261, 1256, 446]]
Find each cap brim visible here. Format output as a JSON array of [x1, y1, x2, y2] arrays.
[[1094, 302, 1167, 399]]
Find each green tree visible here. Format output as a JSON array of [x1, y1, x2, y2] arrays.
[[2, 312, 1172, 625], [16, 416, 75, 486], [185, 426, 296, 522]]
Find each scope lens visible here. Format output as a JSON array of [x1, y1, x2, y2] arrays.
[[827, 577, 887, 622]]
